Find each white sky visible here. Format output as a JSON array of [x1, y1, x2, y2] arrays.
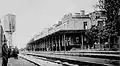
[[0, 0, 98, 49]]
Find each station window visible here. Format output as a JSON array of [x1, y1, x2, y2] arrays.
[[67, 20, 69, 24], [83, 22, 87, 29]]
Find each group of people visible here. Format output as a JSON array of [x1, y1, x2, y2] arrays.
[[2, 39, 19, 66]]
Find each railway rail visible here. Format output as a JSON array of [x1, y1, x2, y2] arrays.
[[19, 52, 118, 66]]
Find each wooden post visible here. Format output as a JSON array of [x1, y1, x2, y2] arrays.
[[40, 41, 42, 51], [45, 38, 46, 51], [43, 39, 44, 51], [47, 37, 49, 51], [59, 35, 61, 51], [42, 43, 43, 51], [55, 36, 57, 51], [46, 37, 48, 51], [81, 34, 83, 50], [41, 42, 42, 51], [44, 39, 45, 51], [47, 38, 48, 51], [43, 41, 44, 51], [49, 37, 50, 51], [46, 38, 48, 51], [33, 43, 35, 51], [43, 40, 44, 51], [62, 35, 63, 51], [64, 33, 66, 51], [52, 36, 54, 51]]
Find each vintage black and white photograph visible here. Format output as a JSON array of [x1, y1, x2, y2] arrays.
[[0, 0, 120, 66]]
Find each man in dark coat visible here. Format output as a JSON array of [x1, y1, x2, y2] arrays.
[[2, 39, 9, 66]]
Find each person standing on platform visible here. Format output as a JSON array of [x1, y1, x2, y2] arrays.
[[13, 46, 19, 59], [2, 36, 9, 66], [8, 47, 12, 58]]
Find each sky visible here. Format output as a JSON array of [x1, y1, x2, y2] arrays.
[[0, 0, 98, 49]]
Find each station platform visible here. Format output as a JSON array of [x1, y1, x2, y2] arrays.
[[0, 57, 36, 66], [19, 54, 62, 66]]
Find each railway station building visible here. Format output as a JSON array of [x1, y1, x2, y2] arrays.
[[27, 10, 106, 51]]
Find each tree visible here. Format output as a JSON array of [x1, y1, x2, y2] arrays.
[[85, 25, 99, 48], [97, 0, 120, 50], [86, 24, 108, 49]]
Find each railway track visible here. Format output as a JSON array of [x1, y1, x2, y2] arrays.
[[29, 55, 79, 66], [20, 53, 115, 66], [20, 54, 78, 66]]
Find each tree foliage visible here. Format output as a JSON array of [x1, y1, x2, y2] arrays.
[[86, 0, 120, 50], [86, 25, 108, 44], [86, 26, 98, 43], [97, 0, 120, 36], [97, 0, 120, 50]]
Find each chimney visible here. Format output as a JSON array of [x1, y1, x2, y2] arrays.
[[74, 13, 80, 17], [80, 10, 85, 16]]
